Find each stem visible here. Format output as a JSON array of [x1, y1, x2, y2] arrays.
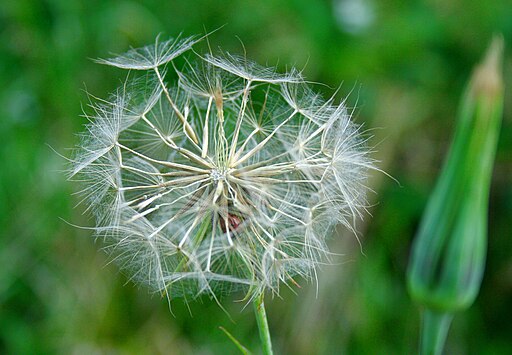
[[253, 293, 273, 355], [420, 309, 453, 355]]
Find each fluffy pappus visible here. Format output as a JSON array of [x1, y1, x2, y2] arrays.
[[68, 34, 375, 302]]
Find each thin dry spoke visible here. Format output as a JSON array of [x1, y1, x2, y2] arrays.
[[267, 204, 307, 226], [229, 175, 310, 212], [228, 80, 252, 164], [120, 174, 208, 191], [232, 110, 298, 167], [116, 142, 209, 174], [140, 113, 212, 168], [231, 126, 259, 163], [154, 67, 199, 144], [127, 180, 212, 223], [179, 213, 204, 248], [144, 184, 209, 240], [202, 97, 213, 158], [246, 219, 292, 259], [241, 176, 322, 185], [206, 213, 218, 271], [121, 163, 197, 177]]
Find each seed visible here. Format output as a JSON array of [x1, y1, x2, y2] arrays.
[[220, 213, 243, 233]]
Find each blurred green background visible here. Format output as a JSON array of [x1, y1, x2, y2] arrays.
[[1, 0, 511, 354]]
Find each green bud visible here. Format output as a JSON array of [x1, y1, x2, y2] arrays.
[[407, 37, 504, 312]]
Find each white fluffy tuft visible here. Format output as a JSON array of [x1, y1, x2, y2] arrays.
[[71, 35, 375, 300]]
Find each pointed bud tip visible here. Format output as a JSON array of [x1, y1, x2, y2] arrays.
[[471, 35, 504, 99]]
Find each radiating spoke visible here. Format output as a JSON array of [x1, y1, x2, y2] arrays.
[[154, 67, 200, 145], [116, 142, 209, 173], [231, 110, 298, 167], [140, 113, 213, 167], [228, 80, 252, 164]]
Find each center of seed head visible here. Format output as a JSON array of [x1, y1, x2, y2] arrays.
[[210, 169, 227, 181]]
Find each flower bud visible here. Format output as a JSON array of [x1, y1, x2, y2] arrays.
[[407, 37, 504, 312]]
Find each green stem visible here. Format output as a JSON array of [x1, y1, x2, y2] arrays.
[[253, 293, 273, 355], [420, 309, 453, 355]]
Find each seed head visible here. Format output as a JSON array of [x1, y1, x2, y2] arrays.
[[70, 35, 374, 301]]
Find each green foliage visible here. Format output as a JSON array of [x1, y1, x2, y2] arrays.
[[1, 1, 511, 354], [408, 38, 504, 312], [407, 38, 504, 355]]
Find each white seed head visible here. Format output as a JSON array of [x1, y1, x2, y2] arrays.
[[70, 35, 374, 301]]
